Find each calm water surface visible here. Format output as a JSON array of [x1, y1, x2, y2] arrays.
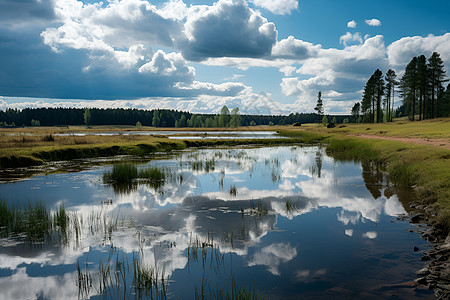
[[0, 146, 432, 299], [52, 130, 284, 139]]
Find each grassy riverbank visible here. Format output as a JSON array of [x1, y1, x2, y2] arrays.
[[279, 118, 450, 232], [0, 126, 311, 168]]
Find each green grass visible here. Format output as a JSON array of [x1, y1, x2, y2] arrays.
[[139, 166, 166, 181], [103, 164, 175, 193], [103, 164, 139, 183], [283, 118, 450, 139], [281, 126, 450, 232], [0, 201, 69, 242], [0, 136, 310, 169]]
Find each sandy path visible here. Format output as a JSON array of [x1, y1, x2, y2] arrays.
[[348, 134, 450, 150]]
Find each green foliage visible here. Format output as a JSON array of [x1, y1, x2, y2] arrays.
[[351, 102, 360, 123], [0, 107, 353, 128], [428, 52, 448, 119], [31, 119, 40, 126], [136, 121, 142, 129], [205, 117, 214, 127], [218, 105, 230, 127], [343, 118, 349, 124], [83, 108, 91, 126], [152, 110, 160, 127], [398, 52, 448, 121], [230, 107, 241, 128], [321, 115, 328, 126], [361, 69, 384, 123], [326, 138, 379, 161]]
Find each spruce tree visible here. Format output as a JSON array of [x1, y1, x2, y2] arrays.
[[314, 91, 324, 119]]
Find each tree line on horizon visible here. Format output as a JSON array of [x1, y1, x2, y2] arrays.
[[0, 106, 351, 128], [351, 52, 450, 123]]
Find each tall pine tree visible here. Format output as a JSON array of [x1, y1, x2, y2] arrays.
[[428, 52, 448, 118], [416, 55, 429, 120], [373, 69, 385, 123], [400, 57, 418, 121], [361, 74, 375, 123], [384, 69, 398, 122]]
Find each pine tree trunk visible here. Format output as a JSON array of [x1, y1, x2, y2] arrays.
[[391, 87, 395, 122], [419, 94, 422, 121], [431, 87, 435, 119]]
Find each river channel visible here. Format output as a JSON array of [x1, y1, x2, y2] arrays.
[[0, 146, 432, 299]]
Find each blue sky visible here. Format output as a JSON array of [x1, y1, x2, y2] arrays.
[[0, 0, 449, 115]]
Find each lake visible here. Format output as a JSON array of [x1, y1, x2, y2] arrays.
[[0, 146, 432, 299]]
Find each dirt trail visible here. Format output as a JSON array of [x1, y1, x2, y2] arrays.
[[348, 133, 450, 149]]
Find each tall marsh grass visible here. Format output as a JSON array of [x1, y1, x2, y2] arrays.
[[0, 201, 65, 242], [103, 163, 177, 193]]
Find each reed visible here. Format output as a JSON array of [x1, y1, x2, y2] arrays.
[[0, 200, 53, 242], [285, 198, 298, 213], [103, 164, 138, 183], [229, 185, 237, 197], [103, 164, 177, 193]]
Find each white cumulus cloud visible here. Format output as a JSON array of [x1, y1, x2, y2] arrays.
[[387, 33, 450, 66], [347, 20, 357, 28], [252, 0, 298, 15], [280, 35, 387, 113], [339, 32, 363, 46], [272, 36, 321, 59], [365, 18, 381, 26], [181, 0, 278, 61]]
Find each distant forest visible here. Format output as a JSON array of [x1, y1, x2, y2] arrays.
[[0, 107, 351, 128]]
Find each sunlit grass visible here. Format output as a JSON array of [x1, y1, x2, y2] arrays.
[[281, 118, 450, 139], [282, 124, 450, 231]]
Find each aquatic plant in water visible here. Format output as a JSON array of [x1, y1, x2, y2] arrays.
[[103, 163, 178, 193], [0, 200, 63, 242]]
